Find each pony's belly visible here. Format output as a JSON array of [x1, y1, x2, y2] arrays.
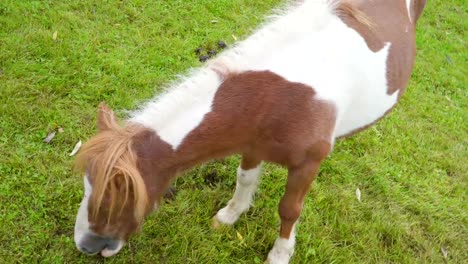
[[333, 89, 398, 137]]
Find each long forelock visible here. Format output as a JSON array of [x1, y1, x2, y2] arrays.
[[75, 125, 149, 228]]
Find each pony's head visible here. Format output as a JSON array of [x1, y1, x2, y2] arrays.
[[74, 103, 151, 257]]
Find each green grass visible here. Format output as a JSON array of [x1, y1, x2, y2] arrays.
[[0, 0, 466, 263]]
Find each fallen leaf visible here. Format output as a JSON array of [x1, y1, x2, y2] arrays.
[[441, 246, 448, 259], [53, 31, 58, 40], [356, 187, 361, 202], [69, 140, 82, 156], [58, 127, 64, 133], [44, 132, 56, 144]]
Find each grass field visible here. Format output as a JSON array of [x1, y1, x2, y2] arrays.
[[0, 0, 466, 263]]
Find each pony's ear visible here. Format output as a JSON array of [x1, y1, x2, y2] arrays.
[[97, 102, 118, 131]]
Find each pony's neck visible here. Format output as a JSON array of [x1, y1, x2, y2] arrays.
[[131, 120, 244, 206], [132, 112, 246, 175]]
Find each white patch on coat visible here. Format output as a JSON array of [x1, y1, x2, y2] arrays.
[[406, 0, 413, 23], [130, 69, 222, 150], [267, 224, 296, 264], [215, 164, 262, 225], [74, 176, 92, 248]]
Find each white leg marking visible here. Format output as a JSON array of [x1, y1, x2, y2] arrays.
[[267, 225, 296, 264], [215, 165, 261, 225]]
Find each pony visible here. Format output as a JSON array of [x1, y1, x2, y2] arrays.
[[73, 0, 426, 263]]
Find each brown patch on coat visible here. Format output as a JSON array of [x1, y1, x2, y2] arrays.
[[133, 70, 336, 174], [336, 0, 425, 96], [177, 70, 336, 169], [410, 0, 427, 23]]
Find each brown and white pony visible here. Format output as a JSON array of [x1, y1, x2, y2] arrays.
[[74, 0, 426, 263]]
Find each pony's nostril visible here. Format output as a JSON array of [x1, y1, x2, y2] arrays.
[[103, 238, 120, 251], [78, 233, 111, 255], [79, 245, 99, 255]]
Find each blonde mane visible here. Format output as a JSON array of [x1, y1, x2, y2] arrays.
[[75, 125, 149, 225]]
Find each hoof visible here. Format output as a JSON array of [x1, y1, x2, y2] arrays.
[[212, 216, 222, 229]]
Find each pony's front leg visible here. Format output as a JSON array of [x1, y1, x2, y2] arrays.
[[214, 157, 262, 226], [267, 160, 322, 264]]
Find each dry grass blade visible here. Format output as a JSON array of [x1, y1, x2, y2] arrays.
[[441, 246, 448, 259], [356, 187, 361, 202], [69, 140, 82, 156], [43, 132, 56, 143], [236, 230, 247, 247], [236, 231, 244, 242]]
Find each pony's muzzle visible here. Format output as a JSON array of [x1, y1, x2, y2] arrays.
[[74, 176, 125, 257], [77, 233, 124, 257]]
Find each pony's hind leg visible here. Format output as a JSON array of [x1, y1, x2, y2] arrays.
[[214, 156, 262, 226]]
